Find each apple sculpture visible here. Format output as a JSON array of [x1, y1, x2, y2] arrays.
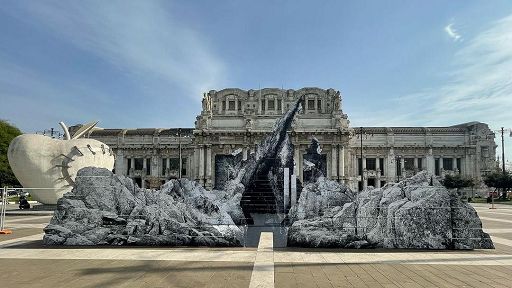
[[7, 121, 115, 204]]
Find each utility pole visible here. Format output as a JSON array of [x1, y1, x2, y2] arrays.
[[360, 127, 363, 191], [501, 127, 505, 174], [178, 128, 182, 179]]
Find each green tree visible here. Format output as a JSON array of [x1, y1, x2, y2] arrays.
[[0, 120, 22, 187], [442, 174, 475, 200], [483, 171, 512, 200]]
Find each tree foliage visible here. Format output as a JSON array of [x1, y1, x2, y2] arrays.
[[484, 171, 512, 199], [0, 120, 22, 187], [442, 174, 475, 190]]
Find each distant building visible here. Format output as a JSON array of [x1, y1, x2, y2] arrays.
[[81, 88, 497, 191]]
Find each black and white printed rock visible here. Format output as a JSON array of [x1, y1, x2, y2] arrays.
[[44, 167, 244, 246], [287, 171, 494, 249]]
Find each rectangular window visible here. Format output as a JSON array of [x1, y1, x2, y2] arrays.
[[456, 158, 461, 171], [127, 158, 131, 174], [366, 158, 376, 170], [268, 99, 275, 110], [238, 100, 242, 111], [134, 158, 143, 170], [169, 158, 180, 170], [443, 158, 453, 170], [317, 99, 322, 112], [417, 158, 423, 170], [146, 158, 151, 175], [161, 158, 167, 176], [404, 158, 415, 170], [379, 158, 384, 175], [182, 158, 187, 176], [228, 100, 235, 110], [308, 99, 315, 110], [261, 99, 265, 112], [367, 178, 375, 187], [380, 180, 386, 187], [481, 146, 489, 158], [277, 99, 282, 111], [435, 159, 440, 176]]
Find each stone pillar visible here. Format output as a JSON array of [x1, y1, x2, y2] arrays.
[[283, 167, 290, 211], [388, 148, 396, 180], [115, 150, 123, 175], [166, 158, 170, 175], [142, 157, 147, 173], [376, 157, 380, 172], [426, 148, 434, 175], [293, 145, 300, 181], [291, 173, 297, 207], [243, 147, 248, 161], [414, 158, 418, 172], [438, 157, 443, 175], [331, 146, 337, 180], [339, 146, 345, 177], [198, 146, 204, 185], [453, 157, 457, 171], [151, 156, 159, 177], [299, 148, 304, 184], [206, 145, 212, 189]]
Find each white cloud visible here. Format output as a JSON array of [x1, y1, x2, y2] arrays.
[[374, 14, 512, 161], [445, 23, 462, 41], [10, 1, 225, 101]]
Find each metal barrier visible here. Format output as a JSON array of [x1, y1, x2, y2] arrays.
[[0, 187, 11, 234]]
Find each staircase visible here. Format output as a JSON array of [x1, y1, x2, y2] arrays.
[[241, 171, 277, 218]]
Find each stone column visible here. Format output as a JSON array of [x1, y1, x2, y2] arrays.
[[283, 167, 290, 211], [375, 157, 381, 187], [331, 146, 337, 180], [438, 157, 443, 175], [426, 148, 434, 175], [206, 145, 212, 189], [299, 148, 304, 184], [115, 150, 123, 175], [143, 157, 147, 173], [400, 157, 405, 177], [339, 146, 345, 177], [293, 145, 300, 180], [453, 157, 457, 171], [166, 158, 170, 176], [243, 147, 248, 161], [151, 156, 159, 177], [414, 158, 418, 172], [198, 146, 204, 185]]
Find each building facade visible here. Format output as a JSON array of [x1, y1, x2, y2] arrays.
[[82, 88, 497, 191]]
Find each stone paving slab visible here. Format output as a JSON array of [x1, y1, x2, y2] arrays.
[[0, 258, 253, 288], [0, 228, 42, 242]]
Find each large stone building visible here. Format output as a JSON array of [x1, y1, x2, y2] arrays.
[[82, 88, 496, 191]]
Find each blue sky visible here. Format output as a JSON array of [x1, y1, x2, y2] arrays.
[[1, 1, 512, 164]]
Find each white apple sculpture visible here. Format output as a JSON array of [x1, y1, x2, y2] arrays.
[[7, 121, 115, 204]]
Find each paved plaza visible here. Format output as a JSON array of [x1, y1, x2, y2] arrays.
[[1, 203, 512, 287]]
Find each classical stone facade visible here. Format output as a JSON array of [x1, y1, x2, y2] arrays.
[[82, 88, 496, 191]]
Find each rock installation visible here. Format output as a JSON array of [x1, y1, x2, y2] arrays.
[[43, 101, 493, 249]]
